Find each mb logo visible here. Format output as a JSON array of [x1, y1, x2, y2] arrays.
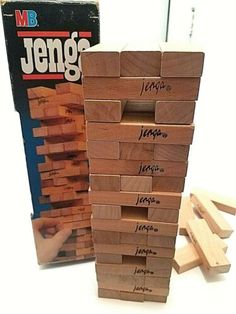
[[15, 10, 38, 27]]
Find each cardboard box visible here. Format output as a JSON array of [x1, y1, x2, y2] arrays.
[[1, 0, 99, 264]]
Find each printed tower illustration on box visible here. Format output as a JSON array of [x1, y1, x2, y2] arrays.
[[28, 83, 94, 263], [82, 43, 204, 302]]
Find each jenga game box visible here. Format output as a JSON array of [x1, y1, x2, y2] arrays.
[[1, 0, 99, 264]]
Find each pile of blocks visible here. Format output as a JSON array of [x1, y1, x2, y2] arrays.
[[82, 43, 204, 302], [28, 83, 94, 263], [174, 189, 234, 274]]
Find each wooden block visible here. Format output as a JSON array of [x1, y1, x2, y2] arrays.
[[76, 247, 94, 256], [155, 101, 195, 124], [160, 42, 204, 77], [81, 43, 124, 77], [120, 291, 144, 302], [144, 294, 167, 303], [173, 234, 228, 274], [201, 190, 236, 215], [40, 163, 88, 180], [146, 257, 173, 277], [152, 176, 185, 193], [120, 142, 154, 160], [98, 288, 123, 301], [191, 190, 233, 238], [147, 236, 176, 248], [120, 42, 161, 77], [120, 176, 152, 193], [85, 100, 125, 122], [92, 218, 178, 237], [179, 196, 195, 235], [154, 144, 189, 161], [87, 140, 119, 159], [89, 159, 187, 177], [93, 231, 120, 244], [41, 181, 89, 196], [87, 116, 194, 145], [83, 77, 200, 101], [144, 276, 170, 289], [148, 208, 179, 223], [92, 204, 121, 220], [31, 93, 83, 108], [94, 243, 175, 258], [186, 219, 230, 273], [90, 190, 181, 209], [55, 82, 83, 95], [90, 174, 120, 191], [96, 253, 122, 264], [27, 86, 56, 99], [120, 233, 147, 245]]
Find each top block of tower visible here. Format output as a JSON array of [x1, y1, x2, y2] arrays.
[[160, 42, 204, 77], [81, 43, 125, 77], [81, 42, 204, 78]]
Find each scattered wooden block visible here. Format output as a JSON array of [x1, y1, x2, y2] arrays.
[[92, 204, 121, 220], [90, 174, 120, 191], [87, 140, 119, 159], [173, 234, 228, 274], [92, 217, 178, 237], [120, 42, 161, 77], [148, 207, 179, 223], [186, 219, 231, 273], [89, 159, 187, 177], [154, 144, 190, 161], [202, 190, 236, 215], [191, 190, 233, 238], [155, 101, 195, 124], [87, 115, 195, 145], [81, 43, 124, 77], [83, 77, 200, 101], [85, 100, 126, 122], [160, 42, 204, 77], [90, 190, 181, 209], [179, 196, 195, 235], [120, 176, 152, 193]]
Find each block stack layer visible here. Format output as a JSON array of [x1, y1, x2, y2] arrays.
[[28, 83, 94, 263], [82, 43, 204, 302]]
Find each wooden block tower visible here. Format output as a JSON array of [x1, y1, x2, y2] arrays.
[[82, 43, 204, 302], [28, 83, 94, 263]]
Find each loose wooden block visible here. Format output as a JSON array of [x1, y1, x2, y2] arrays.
[[55, 82, 83, 95], [92, 218, 178, 237], [152, 176, 185, 193], [90, 174, 120, 191], [92, 204, 121, 220], [90, 190, 181, 209], [148, 208, 179, 223], [186, 219, 231, 273], [96, 253, 122, 264], [154, 144, 190, 161], [89, 159, 187, 177], [93, 230, 120, 244], [120, 176, 152, 193], [179, 196, 195, 235], [81, 43, 124, 77], [160, 42, 204, 77], [87, 140, 119, 159], [191, 190, 233, 238], [203, 190, 236, 215], [94, 243, 175, 258], [85, 100, 125, 122], [87, 115, 195, 144], [120, 142, 154, 160], [83, 77, 200, 101], [173, 234, 228, 274], [27, 86, 56, 99], [155, 101, 195, 124], [120, 42, 161, 77]]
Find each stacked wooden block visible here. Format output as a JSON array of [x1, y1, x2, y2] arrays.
[[28, 83, 94, 263], [82, 42, 204, 302]]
